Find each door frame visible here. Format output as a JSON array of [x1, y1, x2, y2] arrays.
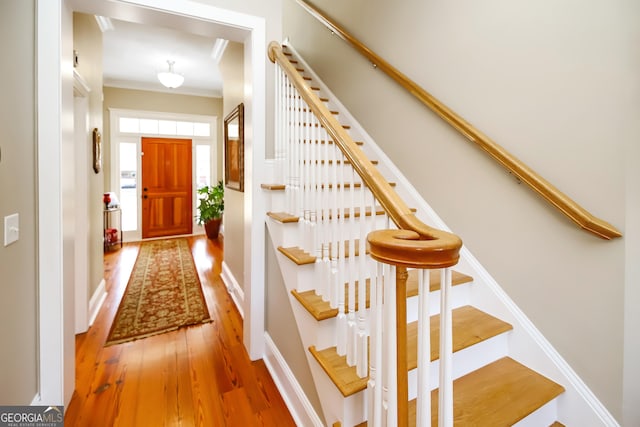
[[36, 0, 266, 406], [109, 108, 217, 242]]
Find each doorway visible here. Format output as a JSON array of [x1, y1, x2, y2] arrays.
[[141, 137, 193, 238], [37, 0, 266, 406]]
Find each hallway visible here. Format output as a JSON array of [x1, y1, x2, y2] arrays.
[[64, 236, 296, 426]]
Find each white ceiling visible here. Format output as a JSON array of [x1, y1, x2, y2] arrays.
[[102, 18, 227, 97], [70, 0, 249, 98]]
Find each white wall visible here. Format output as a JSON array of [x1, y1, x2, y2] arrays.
[[283, 0, 638, 421]]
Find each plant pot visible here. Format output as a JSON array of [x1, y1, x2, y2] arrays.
[[204, 218, 222, 240]]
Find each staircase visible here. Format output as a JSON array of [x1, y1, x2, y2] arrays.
[[263, 43, 570, 426]]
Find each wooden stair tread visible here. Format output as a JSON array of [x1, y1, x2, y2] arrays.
[[310, 345, 367, 397], [309, 306, 512, 396], [357, 358, 564, 426], [267, 212, 299, 223], [277, 246, 316, 265], [326, 206, 386, 219], [293, 106, 339, 115], [549, 423, 565, 427], [261, 183, 286, 191], [302, 159, 379, 165], [430, 357, 565, 426], [293, 269, 473, 321], [409, 305, 513, 367], [279, 239, 369, 266], [305, 139, 364, 146]]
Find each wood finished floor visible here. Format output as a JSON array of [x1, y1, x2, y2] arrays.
[[64, 235, 296, 427]]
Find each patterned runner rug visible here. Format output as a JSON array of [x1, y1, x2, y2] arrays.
[[105, 238, 211, 346]]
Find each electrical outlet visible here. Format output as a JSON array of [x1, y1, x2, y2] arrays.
[[4, 213, 19, 246]]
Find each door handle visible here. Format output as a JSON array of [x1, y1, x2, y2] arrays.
[[143, 195, 148, 199], [143, 187, 148, 192]]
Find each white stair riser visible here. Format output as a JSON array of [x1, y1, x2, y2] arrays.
[[513, 399, 559, 427], [307, 353, 368, 427], [406, 282, 472, 322], [406, 333, 510, 399], [290, 301, 338, 351]]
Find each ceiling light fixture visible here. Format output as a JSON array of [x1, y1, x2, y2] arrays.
[[157, 60, 184, 89]]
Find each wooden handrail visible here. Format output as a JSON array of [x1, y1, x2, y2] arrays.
[[293, 0, 622, 240], [269, 42, 462, 268]]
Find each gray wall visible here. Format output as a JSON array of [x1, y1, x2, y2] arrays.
[[0, 0, 38, 405], [283, 0, 638, 423]]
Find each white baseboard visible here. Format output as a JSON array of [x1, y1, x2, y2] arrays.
[[263, 333, 324, 427], [88, 279, 107, 327], [221, 261, 244, 318]]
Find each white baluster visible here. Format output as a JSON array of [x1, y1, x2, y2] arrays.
[[331, 143, 348, 356], [356, 183, 369, 377], [368, 261, 384, 427], [384, 264, 397, 426], [439, 267, 453, 427], [417, 269, 431, 426], [346, 165, 357, 367]]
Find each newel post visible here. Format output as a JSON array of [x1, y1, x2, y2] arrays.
[[368, 228, 462, 426], [395, 265, 409, 427]]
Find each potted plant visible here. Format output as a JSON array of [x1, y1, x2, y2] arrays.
[[197, 181, 224, 239]]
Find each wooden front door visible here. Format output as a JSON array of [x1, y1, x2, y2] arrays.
[[141, 137, 193, 239]]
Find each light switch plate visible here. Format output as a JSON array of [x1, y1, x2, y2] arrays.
[[4, 213, 19, 246]]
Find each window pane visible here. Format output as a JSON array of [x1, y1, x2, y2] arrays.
[[176, 121, 194, 136], [195, 145, 211, 223], [159, 120, 177, 135], [193, 122, 210, 137], [139, 118, 158, 134], [119, 117, 139, 133], [196, 145, 211, 190], [119, 142, 138, 232]]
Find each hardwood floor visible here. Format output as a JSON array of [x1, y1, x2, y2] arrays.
[[65, 235, 296, 427]]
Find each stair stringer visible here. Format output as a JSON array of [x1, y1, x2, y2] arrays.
[[265, 213, 367, 426]]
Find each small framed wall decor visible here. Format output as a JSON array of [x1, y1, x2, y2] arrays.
[[224, 103, 244, 192]]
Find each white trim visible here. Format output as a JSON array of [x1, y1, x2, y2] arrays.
[[263, 333, 324, 427], [88, 279, 107, 327], [36, 0, 65, 406], [243, 17, 268, 361], [221, 261, 244, 318]]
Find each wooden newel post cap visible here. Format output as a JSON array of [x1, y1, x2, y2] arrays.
[[367, 229, 461, 269]]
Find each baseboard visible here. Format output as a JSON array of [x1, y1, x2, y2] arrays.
[[263, 333, 324, 427], [88, 279, 107, 327], [221, 261, 244, 318]]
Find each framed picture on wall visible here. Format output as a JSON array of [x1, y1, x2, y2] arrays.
[[224, 103, 244, 192]]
